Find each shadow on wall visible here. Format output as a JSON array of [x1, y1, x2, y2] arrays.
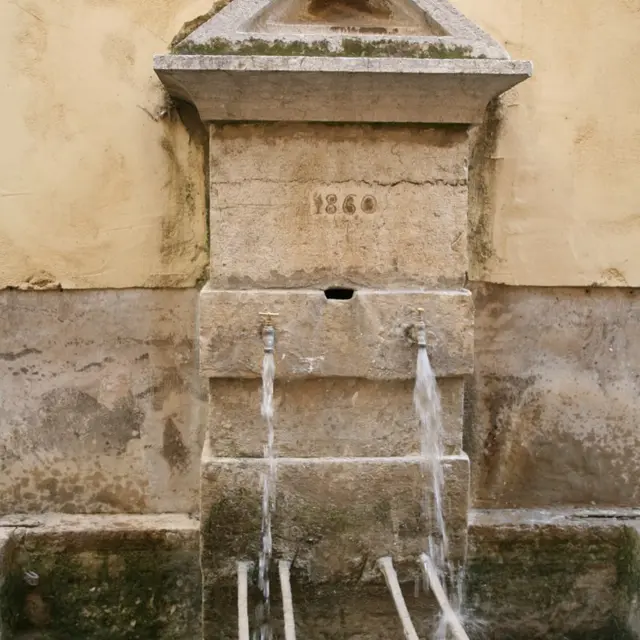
[[465, 283, 640, 509]]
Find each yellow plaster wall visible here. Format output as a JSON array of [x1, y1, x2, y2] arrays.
[[1, 0, 639, 288], [0, 0, 211, 289], [458, 0, 640, 286]]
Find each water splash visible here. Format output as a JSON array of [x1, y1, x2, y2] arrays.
[[257, 327, 276, 640], [413, 338, 467, 638]]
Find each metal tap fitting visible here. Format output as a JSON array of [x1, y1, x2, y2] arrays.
[[416, 307, 427, 348], [259, 312, 279, 353]]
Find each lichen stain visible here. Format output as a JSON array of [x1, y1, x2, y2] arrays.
[[468, 97, 505, 277], [16, 272, 61, 291], [151, 97, 208, 286], [170, 0, 232, 50], [38, 388, 144, 454], [162, 417, 190, 473], [479, 373, 540, 496], [599, 267, 628, 286], [91, 486, 147, 512]]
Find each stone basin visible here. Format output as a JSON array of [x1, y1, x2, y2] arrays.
[[1, 510, 639, 639]]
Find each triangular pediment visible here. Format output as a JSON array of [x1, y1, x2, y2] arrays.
[[172, 0, 509, 59]]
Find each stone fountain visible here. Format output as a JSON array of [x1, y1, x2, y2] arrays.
[[153, 0, 531, 637], [1, 2, 640, 638]]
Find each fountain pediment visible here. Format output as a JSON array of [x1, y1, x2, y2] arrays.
[[154, 0, 531, 123]]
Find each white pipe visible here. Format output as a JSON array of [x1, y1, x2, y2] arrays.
[[237, 561, 251, 640], [420, 553, 470, 640], [378, 556, 420, 640], [278, 560, 297, 640]]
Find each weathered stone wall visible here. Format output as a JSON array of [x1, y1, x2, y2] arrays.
[[0, 514, 200, 639], [468, 284, 640, 508], [199, 120, 473, 638], [2, 0, 640, 289], [1, 0, 639, 551], [0, 290, 205, 515]]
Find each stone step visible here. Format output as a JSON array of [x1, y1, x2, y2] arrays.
[[0, 514, 199, 640], [208, 376, 465, 457], [467, 508, 640, 639], [199, 287, 473, 379], [200, 451, 470, 585]]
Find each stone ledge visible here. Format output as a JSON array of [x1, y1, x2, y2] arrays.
[[467, 508, 640, 639], [200, 452, 469, 583], [198, 287, 473, 379], [0, 514, 200, 640], [154, 55, 531, 124]]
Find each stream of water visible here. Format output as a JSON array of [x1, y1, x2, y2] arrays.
[[257, 331, 276, 640], [413, 341, 467, 639]]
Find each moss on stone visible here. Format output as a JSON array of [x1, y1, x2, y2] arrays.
[[3, 539, 200, 639], [170, 0, 233, 50], [171, 36, 478, 59], [339, 38, 475, 58]]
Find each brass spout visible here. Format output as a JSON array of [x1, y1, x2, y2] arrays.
[[415, 307, 427, 348], [259, 312, 279, 353]]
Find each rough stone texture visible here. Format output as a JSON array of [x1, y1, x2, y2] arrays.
[[200, 451, 469, 583], [199, 287, 473, 379], [181, 0, 511, 58], [202, 579, 442, 640], [0, 529, 15, 640], [0, 514, 200, 640], [0, 289, 206, 515], [209, 377, 465, 457], [468, 284, 640, 508], [154, 55, 531, 124], [208, 123, 468, 289], [467, 509, 640, 639]]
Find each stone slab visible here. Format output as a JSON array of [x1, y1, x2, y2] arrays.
[[180, 0, 511, 58], [0, 289, 206, 515], [208, 123, 469, 289], [468, 284, 640, 508], [154, 55, 532, 124], [467, 508, 640, 639], [203, 580, 442, 640], [0, 514, 199, 640], [208, 377, 465, 457], [199, 287, 473, 379], [200, 452, 469, 583], [0, 528, 15, 640]]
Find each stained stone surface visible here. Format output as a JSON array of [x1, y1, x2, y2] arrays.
[[199, 287, 473, 379], [467, 509, 640, 640], [179, 0, 511, 56], [155, 55, 532, 124], [200, 451, 469, 583], [208, 377, 465, 457], [201, 579, 442, 640], [208, 123, 469, 289], [0, 289, 206, 515], [0, 529, 14, 640], [0, 514, 200, 640], [468, 284, 640, 508]]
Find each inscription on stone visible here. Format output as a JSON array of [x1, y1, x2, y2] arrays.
[[312, 190, 378, 215]]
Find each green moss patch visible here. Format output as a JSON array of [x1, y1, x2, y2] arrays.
[[2, 537, 200, 640], [171, 36, 477, 58]]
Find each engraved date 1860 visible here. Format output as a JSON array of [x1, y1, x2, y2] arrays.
[[313, 192, 378, 215]]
